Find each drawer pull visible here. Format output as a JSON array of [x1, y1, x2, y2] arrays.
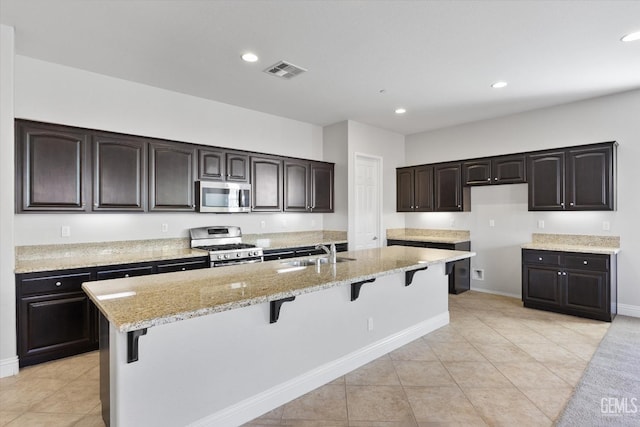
[[181, 267, 186, 271], [124, 274, 130, 278], [55, 281, 62, 287], [583, 260, 588, 265], [538, 257, 543, 261]]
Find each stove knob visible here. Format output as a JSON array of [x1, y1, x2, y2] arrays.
[[224, 254, 230, 259], [218, 255, 224, 260], [236, 253, 241, 258]]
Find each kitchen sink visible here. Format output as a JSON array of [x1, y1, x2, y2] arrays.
[[281, 257, 356, 267]]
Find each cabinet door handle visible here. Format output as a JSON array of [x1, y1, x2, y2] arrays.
[[583, 260, 588, 265], [570, 202, 574, 206], [411, 206, 414, 209], [538, 257, 543, 261], [563, 272, 567, 276], [561, 202, 565, 207], [557, 271, 562, 275], [416, 205, 419, 208], [55, 281, 62, 287], [181, 267, 186, 271], [124, 274, 130, 278], [494, 177, 498, 181], [487, 178, 491, 181]]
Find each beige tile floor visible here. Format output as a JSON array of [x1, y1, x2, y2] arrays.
[[0, 291, 610, 426]]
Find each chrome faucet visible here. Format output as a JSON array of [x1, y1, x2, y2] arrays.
[[315, 243, 337, 264]]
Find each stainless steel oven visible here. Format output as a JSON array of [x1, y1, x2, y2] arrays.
[[190, 226, 263, 267]]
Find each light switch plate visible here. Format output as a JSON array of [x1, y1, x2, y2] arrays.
[[61, 225, 71, 237], [489, 219, 495, 227], [161, 223, 169, 232], [537, 220, 545, 229], [603, 221, 610, 231]]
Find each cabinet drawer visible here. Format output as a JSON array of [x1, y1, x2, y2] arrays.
[[96, 265, 154, 280], [564, 254, 609, 271], [523, 251, 561, 266], [19, 272, 93, 296], [156, 258, 209, 274]]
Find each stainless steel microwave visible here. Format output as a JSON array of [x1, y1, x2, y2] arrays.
[[195, 181, 251, 213]]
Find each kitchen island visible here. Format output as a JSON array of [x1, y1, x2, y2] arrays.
[[83, 245, 474, 427]]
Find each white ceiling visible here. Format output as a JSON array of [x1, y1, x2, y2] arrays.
[[1, 0, 639, 135]]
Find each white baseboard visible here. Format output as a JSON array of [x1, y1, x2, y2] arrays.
[[0, 356, 19, 378], [618, 303, 640, 318], [469, 286, 521, 300], [189, 311, 450, 427]]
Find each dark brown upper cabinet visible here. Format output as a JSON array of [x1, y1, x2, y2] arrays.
[[149, 141, 197, 211], [396, 165, 434, 212], [284, 160, 334, 213], [251, 155, 283, 212], [198, 148, 249, 183], [434, 162, 469, 212], [463, 155, 526, 186], [528, 142, 615, 211], [284, 160, 309, 212], [16, 120, 90, 212], [92, 133, 146, 211], [309, 162, 334, 213]]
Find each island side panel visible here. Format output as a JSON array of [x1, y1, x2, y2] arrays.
[[108, 265, 448, 427]]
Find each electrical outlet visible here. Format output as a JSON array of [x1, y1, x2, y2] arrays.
[[489, 219, 495, 227], [537, 220, 545, 229], [161, 223, 169, 233], [603, 221, 610, 231], [61, 225, 71, 237], [472, 269, 485, 280], [449, 218, 455, 227], [260, 220, 266, 229], [367, 317, 374, 331]]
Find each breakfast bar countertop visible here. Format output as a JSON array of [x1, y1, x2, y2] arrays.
[[83, 245, 475, 333]]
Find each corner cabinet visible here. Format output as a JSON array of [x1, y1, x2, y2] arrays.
[[528, 142, 616, 211], [15, 120, 91, 212], [149, 141, 197, 211], [522, 249, 617, 321]]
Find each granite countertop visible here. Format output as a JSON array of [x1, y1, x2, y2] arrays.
[[15, 239, 209, 274], [386, 228, 470, 244], [243, 230, 347, 250], [522, 233, 620, 255], [83, 245, 475, 333], [14, 230, 349, 274]]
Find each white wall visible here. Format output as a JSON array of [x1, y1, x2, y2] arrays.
[[405, 89, 640, 313], [347, 120, 406, 249], [322, 121, 348, 231], [12, 55, 331, 244], [0, 25, 18, 377]]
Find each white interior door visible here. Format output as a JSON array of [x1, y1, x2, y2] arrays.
[[354, 153, 381, 250]]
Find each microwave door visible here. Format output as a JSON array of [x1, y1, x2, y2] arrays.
[[239, 188, 250, 209]]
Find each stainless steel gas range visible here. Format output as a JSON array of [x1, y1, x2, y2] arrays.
[[189, 226, 263, 267]]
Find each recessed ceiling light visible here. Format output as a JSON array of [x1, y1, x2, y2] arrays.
[[491, 81, 508, 89], [395, 108, 406, 114], [241, 52, 258, 63], [621, 31, 640, 42]]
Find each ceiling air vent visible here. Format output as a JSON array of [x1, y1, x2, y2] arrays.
[[264, 61, 307, 79]]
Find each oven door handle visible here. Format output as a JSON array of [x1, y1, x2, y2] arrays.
[[213, 258, 263, 267]]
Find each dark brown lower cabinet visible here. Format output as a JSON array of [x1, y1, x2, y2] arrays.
[[16, 256, 209, 367], [16, 269, 96, 367], [522, 249, 616, 321], [387, 239, 470, 294]]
